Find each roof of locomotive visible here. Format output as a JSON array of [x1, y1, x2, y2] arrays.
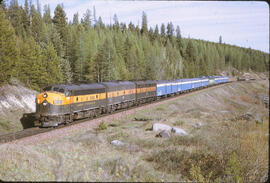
[[133, 80, 156, 85], [43, 83, 105, 92]]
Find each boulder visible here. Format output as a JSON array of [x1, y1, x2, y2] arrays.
[[255, 115, 263, 124], [152, 123, 172, 132], [240, 112, 254, 121], [171, 127, 188, 136], [111, 140, 125, 147], [156, 130, 171, 138]]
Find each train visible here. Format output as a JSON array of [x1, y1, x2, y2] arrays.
[[35, 76, 232, 127]]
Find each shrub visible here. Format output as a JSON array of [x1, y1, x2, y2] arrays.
[[224, 152, 243, 183], [97, 121, 107, 131], [147, 148, 224, 181], [189, 164, 213, 183], [0, 119, 11, 130]]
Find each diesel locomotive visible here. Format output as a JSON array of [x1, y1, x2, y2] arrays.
[[35, 76, 230, 127]]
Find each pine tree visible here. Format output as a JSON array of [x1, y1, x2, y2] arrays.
[[7, 0, 24, 36], [128, 21, 135, 32], [30, 4, 43, 43], [72, 12, 79, 25], [219, 35, 222, 44], [19, 37, 47, 90], [113, 14, 120, 31], [21, 0, 30, 36], [82, 9, 91, 31], [154, 24, 159, 40], [52, 4, 68, 44], [186, 40, 196, 62], [59, 57, 73, 83], [0, 9, 19, 84], [166, 22, 174, 41], [42, 42, 63, 84], [141, 11, 148, 35], [0, 0, 7, 12], [43, 4, 52, 24]]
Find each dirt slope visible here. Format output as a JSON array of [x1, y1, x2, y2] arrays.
[[0, 84, 37, 134]]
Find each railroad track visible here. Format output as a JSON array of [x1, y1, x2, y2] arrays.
[[0, 81, 235, 144]]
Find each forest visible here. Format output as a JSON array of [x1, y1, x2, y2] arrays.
[[0, 0, 269, 90]]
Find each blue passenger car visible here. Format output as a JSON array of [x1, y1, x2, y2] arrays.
[[155, 80, 170, 97], [171, 80, 178, 94], [181, 78, 193, 91]]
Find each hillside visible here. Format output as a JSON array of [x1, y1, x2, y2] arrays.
[[0, 83, 37, 134], [0, 79, 268, 182]]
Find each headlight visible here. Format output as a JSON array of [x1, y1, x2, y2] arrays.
[[43, 93, 47, 98], [53, 100, 63, 104]]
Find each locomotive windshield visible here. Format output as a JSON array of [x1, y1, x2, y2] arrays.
[[43, 86, 52, 91]]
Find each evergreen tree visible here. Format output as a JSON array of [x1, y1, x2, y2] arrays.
[[30, 4, 43, 43], [72, 12, 79, 25], [7, 0, 24, 36], [113, 14, 120, 31], [52, 4, 68, 42], [22, 0, 30, 36], [128, 21, 135, 32], [19, 37, 47, 90], [219, 35, 222, 44], [42, 42, 63, 85], [0, 9, 19, 84], [0, 0, 7, 12], [154, 24, 159, 40], [141, 11, 148, 35], [43, 4, 52, 24], [166, 22, 174, 41], [82, 9, 91, 31]]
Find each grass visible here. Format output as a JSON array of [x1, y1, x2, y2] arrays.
[[97, 121, 107, 131], [173, 120, 185, 126], [0, 118, 11, 130]]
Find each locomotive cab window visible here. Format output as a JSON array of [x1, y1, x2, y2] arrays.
[[43, 86, 52, 92], [59, 88, 64, 93], [53, 87, 59, 92]]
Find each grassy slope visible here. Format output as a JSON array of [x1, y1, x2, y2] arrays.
[[0, 80, 268, 182]]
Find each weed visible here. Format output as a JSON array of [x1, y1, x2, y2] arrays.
[[188, 164, 213, 183], [173, 120, 185, 126], [165, 135, 202, 147], [224, 152, 243, 183], [0, 119, 11, 130], [97, 121, 107, 131], [107, 131, 129, 143]]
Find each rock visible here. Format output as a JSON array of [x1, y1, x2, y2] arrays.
[[192, 122, 203, 128], [171, 127, 188, 136], [152, 123, 172, 132], [156, 130, 171, 138], [111, 140, 125, 147], [255, 116, 263, 124], [240, 112, 254, 121]]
